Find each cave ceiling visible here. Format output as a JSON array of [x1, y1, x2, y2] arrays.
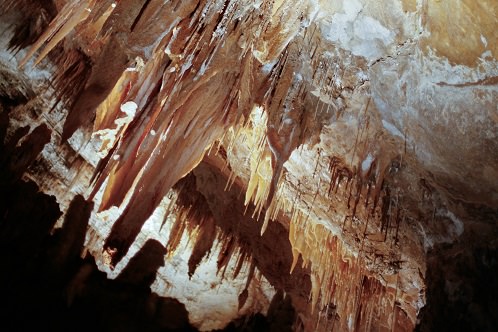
[[0, 0, 497, 331]]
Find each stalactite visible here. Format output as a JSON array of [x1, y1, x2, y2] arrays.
[[19, 0, 96, 68], [218, 236, 239, 278], [187, 215, 217, 277], [49, 48, 92, 110], [3, 0, 57, 53]]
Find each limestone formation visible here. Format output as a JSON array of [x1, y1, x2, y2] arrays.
[[0, 0, 496, 331]]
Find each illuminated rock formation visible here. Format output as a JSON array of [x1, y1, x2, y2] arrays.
[[0, 0, 497, 331]]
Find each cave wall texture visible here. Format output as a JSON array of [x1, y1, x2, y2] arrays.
[[0, 0, 497, 331]]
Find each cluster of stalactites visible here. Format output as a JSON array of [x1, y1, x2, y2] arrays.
[[10, 0, 323, 255], [13, 0, 264, 262], [165, 192, 255, 284], [289, 209, 403, 331], [6, 0, 413, 327], [148, 175, 261, 311], [231, 102, 409, 326]]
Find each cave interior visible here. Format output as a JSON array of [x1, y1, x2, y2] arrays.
[[0, 1, 497, 331]]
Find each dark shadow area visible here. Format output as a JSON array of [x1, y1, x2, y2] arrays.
[[63, 239, 195, 332], [0, 187, 197, 331], [219, 290, 296, 332], [0, 101, 196, 331], [416, 241, 498, 332]]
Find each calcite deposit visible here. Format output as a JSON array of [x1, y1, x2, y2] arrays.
[[0, 0, 497, 331]]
